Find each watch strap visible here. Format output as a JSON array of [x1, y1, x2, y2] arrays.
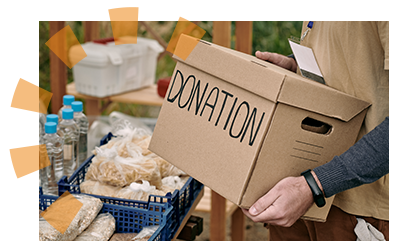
[[301, 169, 326, 208]]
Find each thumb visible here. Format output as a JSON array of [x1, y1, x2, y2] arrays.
[[249, 205, 260, 216], [248, 189, 280, 216]]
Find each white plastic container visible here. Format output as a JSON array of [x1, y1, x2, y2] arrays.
[[69, 37, 164, 98]]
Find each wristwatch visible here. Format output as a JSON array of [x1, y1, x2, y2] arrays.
[[301, 169, 326, 208]]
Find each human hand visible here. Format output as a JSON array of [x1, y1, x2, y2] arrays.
[[255, 51, 297, 73], [242, 173, 321, 227]]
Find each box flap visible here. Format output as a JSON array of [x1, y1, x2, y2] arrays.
[[278, 72, 371, 122], [174, 35, 370, 122], [173, 34, 285, 103]]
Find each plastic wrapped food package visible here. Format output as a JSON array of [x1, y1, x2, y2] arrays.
[[80, 180, 121, 197], [82, 120, 188, 200], [159, 176, 190, 194], [151, 156, 186, 178], [133, 134, 153, 156], [39, 194, 103, 241], [74, 213, 115, 241], [132, 225, 159, 241], [80, 179, 173, 201], [117, 181, 165, 201], [86, 147, 162, 188], [109, 233, 138, 241]]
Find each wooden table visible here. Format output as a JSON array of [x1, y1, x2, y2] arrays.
[[66, 82, 164, 116]]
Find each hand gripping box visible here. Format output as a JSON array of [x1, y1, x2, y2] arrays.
[[149, 35, 370, 221]]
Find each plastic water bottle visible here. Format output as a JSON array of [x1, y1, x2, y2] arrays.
[[72, 101, 89, 167], [39, 113, 46, 140], [58, 95, 75, 122], [39, 113, 46, 187], [46, 114, 61, 136], [59, 109, 80, 178], [40, 122, 64, 195]]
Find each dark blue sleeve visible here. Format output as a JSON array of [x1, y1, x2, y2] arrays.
[[313, 117, 389, 198]]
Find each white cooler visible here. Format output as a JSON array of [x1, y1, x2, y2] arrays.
[[69, 37, 164, 98]]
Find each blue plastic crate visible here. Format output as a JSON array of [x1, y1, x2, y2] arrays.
[[58, 132, 204, 239], [39, 193, 172, 241]]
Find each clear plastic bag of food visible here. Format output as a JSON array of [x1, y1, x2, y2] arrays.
[[39, 194, 103, 241], [80, 180, 122, 197], [132, 225, 160, 241], [86, 147, 134, 186], [86, 147, 162, 188], [116, 180, 166, 201], [159, 176, 190, 194], [74, 213, 116, 241]]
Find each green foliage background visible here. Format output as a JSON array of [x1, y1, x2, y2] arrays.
[[39, 21, 302, 117]]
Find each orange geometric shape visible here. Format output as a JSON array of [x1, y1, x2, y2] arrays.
[[178, 16, 190, 22], [108, 7, 139, 21], [39, 144, 51, 173], [45, 25, 86, 68], [108, 7, 139, 45], [10, 77, 34, 113], [11, 78, 52, 114], [166, 17, 206, 60], [10, 144, 50, 178], [39, 87, 52, 114], [40, 191, 83, 234]]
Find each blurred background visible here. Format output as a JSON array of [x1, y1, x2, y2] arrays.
[[39, 21, 302, 117], [39, 21, 303, 241]]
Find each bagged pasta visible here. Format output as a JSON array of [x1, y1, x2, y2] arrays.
[[92, 135, 143, 159], [80, 180, 122, 197], [132, 225, 159, 241], [74, 213, 115, 241], [117, 181, 165, 201], [83, 119, 188, 200], [151, 156, 186, 178], [39, 194, 103, 241], [133, 134, 153, 156], [159, 176, 190, 194], [86, 147, 162, 188], [109, 233, 138, 241]]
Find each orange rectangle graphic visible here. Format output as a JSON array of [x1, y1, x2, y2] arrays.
[[40, 191, 83, 234], [108, 7, 139, 45], [166, 17, 206, 60]]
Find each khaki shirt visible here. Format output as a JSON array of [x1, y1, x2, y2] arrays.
[[300, 21, 389, 220]]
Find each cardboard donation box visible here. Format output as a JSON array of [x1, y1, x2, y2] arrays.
[[149, 35, 370, 222]]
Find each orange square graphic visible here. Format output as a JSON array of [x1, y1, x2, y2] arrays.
[[10, 77, 39, 113], [166, 17, 206, 60], [10, 144, 50, 178], [108, 7, 139, 45], [45, 25, 86, 68], [110, 21, 138, 45], [40, 191, 83, 234], [39, 86, 52, 114]]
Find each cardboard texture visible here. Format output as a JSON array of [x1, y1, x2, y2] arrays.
[[149, 35, 370, 222]]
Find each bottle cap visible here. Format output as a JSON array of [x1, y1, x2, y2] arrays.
[[71, 101, 83, 112], [62, 109, 74, 120], [63, 95, 75, 105], [45, 122, 57, 134], [46, 114, 58, 124]]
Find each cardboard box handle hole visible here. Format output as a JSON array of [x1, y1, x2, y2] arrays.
[[301, 117, 332, 135]]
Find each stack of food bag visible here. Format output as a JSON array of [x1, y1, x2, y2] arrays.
[[80, 119, 188, 201]]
